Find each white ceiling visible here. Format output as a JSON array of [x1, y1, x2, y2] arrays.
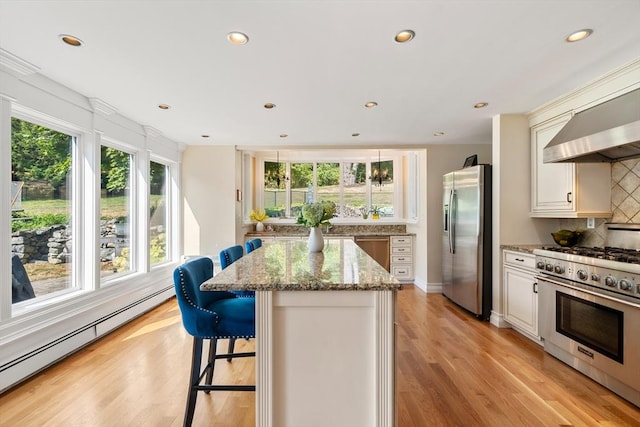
[[0, 0, 639, 148]]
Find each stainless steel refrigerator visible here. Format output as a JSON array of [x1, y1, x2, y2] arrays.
[[442, 164, 492, 320]]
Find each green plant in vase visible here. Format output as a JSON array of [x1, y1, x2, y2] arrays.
[[370, 206, 381, 220]]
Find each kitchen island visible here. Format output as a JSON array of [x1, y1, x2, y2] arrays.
[[201, 238, 401, 427]]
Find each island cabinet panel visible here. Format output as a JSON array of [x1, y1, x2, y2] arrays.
[[204, 239, 400, 427], [257, 290, 396, 427]]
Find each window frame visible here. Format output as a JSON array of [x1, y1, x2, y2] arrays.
[[8, 106, 85, 310], [252, 151, 406, 222], [149, 157, 174, 269], [99, 139, 137, 283]]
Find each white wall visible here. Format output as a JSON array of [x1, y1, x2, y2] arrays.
[[182, 145, 240, 259], [491, 114, 561, 326]]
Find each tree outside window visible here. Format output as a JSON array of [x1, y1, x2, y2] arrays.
[[150, 161, 168, 265], [260, 156, 395, 219], [264, 161, 286, 217], [100, 145, 131, 278], [10, 117, 74, 303]]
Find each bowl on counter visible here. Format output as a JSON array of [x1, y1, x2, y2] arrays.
[[551, 230, 583, 247]]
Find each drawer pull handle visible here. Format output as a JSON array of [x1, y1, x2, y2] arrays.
[[515, 258, 524, 262]]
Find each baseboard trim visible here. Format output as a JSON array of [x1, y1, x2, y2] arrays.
[[0, 286, 174, 392]]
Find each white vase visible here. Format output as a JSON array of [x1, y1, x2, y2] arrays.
[[256, 221, 264, 232], [308, 227, 324, 252]]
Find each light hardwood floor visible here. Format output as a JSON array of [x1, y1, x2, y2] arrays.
[[1, 285, 639, 426]]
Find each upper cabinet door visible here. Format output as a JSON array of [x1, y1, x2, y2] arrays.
[[530, 113, 611, 218], [531, 113, 575, 215]]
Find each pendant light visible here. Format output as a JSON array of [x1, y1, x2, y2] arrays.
[[370, 150, 388, 189], [276, 151, 288, 187]]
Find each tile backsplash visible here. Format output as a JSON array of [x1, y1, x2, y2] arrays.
[[610, 158, 640, 223], [557, 158, 640, 247]]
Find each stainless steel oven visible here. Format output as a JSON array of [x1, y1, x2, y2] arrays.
[[534, 225, 640, 408], [537, 274, 640, 406]]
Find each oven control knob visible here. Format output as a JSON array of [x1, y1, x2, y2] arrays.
[[554, 265, 565, 274], [545, 263, 553, 272], [604, 276, 617, 287], [536, 261, 545, 270], [619, 279, 633, 291], [591, 273, 600, 282], [577, 270, 588, 281]]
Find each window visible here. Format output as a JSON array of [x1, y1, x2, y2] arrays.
[[255, 152, 402, 220], [316, 162, 340, 206], [100, 145, 132, 279], [150, 161, 168, 265], [290, 162, 313, 218], [264, 160, 286, 217], [10, 117, 75, 303], [342, 162, 367, 218], [370, 156, 394, 216]]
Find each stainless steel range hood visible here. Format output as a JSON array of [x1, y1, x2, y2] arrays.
[[543, 88, 640, 163]]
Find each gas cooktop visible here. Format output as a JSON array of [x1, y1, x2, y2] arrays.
[[540, 246, 640, 264]]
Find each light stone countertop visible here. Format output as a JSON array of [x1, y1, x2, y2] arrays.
[[201, 238, 401, 292], [500, 244, 546, 254]]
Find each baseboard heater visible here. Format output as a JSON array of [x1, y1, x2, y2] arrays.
[[0, 285, 174, 392]]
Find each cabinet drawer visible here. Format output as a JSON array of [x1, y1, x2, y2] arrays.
[[391, 265, 413, 280], [503, 250, 535, 270], [391, 255, 411, 264], [391, 246, 411, 255], [391, 254, 413, 264], [391, 236, 412, 246]]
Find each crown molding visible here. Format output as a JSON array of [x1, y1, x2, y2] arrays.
[[528, 57, 640, 125], [88, 97, 118, 115], [0, 48, 40, 77], [143, 125, 163, 139]]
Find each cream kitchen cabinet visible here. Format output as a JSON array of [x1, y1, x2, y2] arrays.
[[390, 235, 413, 282], [502, 250, 540, 341], [530, 113, 611, 218]]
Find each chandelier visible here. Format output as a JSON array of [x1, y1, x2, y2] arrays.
[[370, 150, 389, 188]]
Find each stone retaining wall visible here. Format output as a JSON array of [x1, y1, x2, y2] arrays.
[[11, 220, 125, 264]]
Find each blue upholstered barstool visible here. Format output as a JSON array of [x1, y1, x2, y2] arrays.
[[245, 238, 262, 254], [219, 244, 244, 269], [173, 257, 255, 426], [219, 244, 251, 360]]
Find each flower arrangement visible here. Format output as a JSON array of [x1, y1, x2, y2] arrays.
[[296, 201, 336, 228], [370, 206, 381, 219], [359, 207, 369, 219], [249, 208, 268, 222]]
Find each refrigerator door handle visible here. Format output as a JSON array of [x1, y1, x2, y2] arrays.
[[449, 189, 455, 254]]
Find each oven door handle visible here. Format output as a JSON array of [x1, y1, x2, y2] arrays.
[[536, 274, 640, 309]]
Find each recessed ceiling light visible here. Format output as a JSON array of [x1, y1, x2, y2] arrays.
[[474, 102, 488, 109], [58, 34, 83, 47], [264, 103, 276, 109], [352, 133, 360, 137], [433, 131, 445, 137], [566, 29, 593, 43], [395, 30, 415, 43], [158, 104, 170, 110], [227, 31, 249, 45], [280, 133, 288, 138], [364, 101, 378, 108]]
